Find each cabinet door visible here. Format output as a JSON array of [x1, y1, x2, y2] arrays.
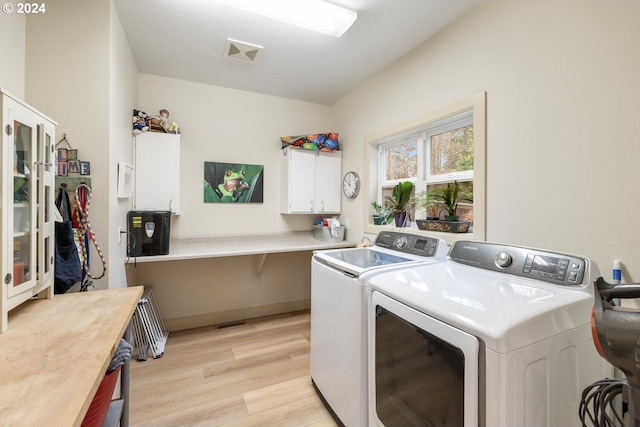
[[6, 103, 39, 299], [134, 133, 181, 214], [37, 122, 55, 295], [287, 149, 316, 213], [315, 151, 342, 214]]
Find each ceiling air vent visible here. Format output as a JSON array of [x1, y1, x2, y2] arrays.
[[224, 38, 263, 63]]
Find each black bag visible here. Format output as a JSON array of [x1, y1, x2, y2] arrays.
[[54, 221, 82, 294], [55, 186, 72, 222]]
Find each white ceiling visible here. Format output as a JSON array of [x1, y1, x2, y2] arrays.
[[113, 0, 481, 105]]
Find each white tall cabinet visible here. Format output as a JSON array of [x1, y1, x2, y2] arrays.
[[1, 89, 56, 333], [281, 149, 342, 214], [134, 132, 181, 214]]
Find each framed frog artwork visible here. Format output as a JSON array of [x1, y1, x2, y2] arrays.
[[203, 162, 264, 203]]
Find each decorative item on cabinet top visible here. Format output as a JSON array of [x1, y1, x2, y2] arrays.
[[133, 108, 181, 135], [280, 132, 339, 152]]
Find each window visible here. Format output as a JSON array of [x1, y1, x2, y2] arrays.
[[364, 93, 486, 243], [380, 137, 418, 215]]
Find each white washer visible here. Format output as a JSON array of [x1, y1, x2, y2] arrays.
[[367, 240, 614, 427], [311, 231, 447, 427]]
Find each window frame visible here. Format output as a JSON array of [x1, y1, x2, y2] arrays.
[[364, 92, 486, 245], [423, 112, 474, 184], [378, 136, 418, 207]]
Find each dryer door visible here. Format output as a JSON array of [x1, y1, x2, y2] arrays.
[[369, 291, 480, 427]]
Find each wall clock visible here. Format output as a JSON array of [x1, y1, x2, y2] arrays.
[[343, 171, 360, 198]]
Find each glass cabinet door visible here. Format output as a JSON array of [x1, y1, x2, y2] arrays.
[[9, 116, 37, 296], [38, 123, 55, 286]]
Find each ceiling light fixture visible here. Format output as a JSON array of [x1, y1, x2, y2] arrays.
[[211, 0, 357, 38]]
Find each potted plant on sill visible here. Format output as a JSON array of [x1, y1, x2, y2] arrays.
[[386, 181, 414, 227], [415, 181, 473, 233], [370, 200, 393, 225]]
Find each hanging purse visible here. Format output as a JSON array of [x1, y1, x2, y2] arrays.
[[55, 185, 72, 222], [54, 220, 82, 294]]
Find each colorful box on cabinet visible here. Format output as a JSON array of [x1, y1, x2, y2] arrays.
[[280, 133, 339, 151]]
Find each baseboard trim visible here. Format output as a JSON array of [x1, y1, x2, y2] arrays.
[[163, 298, 311, 331]]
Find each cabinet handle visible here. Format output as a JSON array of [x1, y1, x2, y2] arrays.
[[4, 273, 11, 285], [310, 201, 314, 212], [321, 201, 325, 212]]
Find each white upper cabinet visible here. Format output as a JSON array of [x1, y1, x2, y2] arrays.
[[134, 132, 181, 214], [281, 149, 342, 214]]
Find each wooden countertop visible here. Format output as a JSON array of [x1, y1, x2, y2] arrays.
[[125, 231, 356, 263], [0, 286, 143, 427]]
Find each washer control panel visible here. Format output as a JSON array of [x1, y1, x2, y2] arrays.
[[449, 240, 587, 286], [375, 232, 441, 257]]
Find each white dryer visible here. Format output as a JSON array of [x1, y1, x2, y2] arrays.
[[311, 231, 447, 427], [367, 240, 614, 427]]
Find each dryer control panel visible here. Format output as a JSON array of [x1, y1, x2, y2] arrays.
[[375, 232, 441, 258], [449, 240, 587, 286]]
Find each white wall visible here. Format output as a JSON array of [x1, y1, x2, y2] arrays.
[[138, 73, 332, 237], [25, 0, 138, 290], [25, 0, 111, 289], [131, 75, 333, 329], [0, 12, 25, 98], [333, 0, 640, 281], [127, 250, 314, 331], [108, 0, 138, 289]]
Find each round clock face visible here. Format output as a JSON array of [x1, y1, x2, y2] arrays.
[[343, 171, 360, 198]]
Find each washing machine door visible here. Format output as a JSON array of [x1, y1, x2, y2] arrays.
[[315, 247, 417, 277]]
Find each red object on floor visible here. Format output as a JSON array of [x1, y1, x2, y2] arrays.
[[80, 366, 121, 427]]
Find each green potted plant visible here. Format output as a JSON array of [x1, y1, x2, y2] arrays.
[[426, 181, 472, 221], [415, 181, 473, 232], [370, 200, 393, 225], [386, 181, 414, 227]]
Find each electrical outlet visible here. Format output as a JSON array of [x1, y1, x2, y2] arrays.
[[344, 219, 350, 229], [118, 227, 123, 244]]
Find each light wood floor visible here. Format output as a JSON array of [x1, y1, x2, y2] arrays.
[[129, 310, 340, 427]]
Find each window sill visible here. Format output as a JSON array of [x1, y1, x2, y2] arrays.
[[364, 223, 479, 247]]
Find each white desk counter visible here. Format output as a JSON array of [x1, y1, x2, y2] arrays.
[[124, 232, 356, 330], [125, 231, 356, 264]]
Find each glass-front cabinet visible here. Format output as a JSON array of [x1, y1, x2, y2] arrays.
[[1, 89, 56, 333]]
